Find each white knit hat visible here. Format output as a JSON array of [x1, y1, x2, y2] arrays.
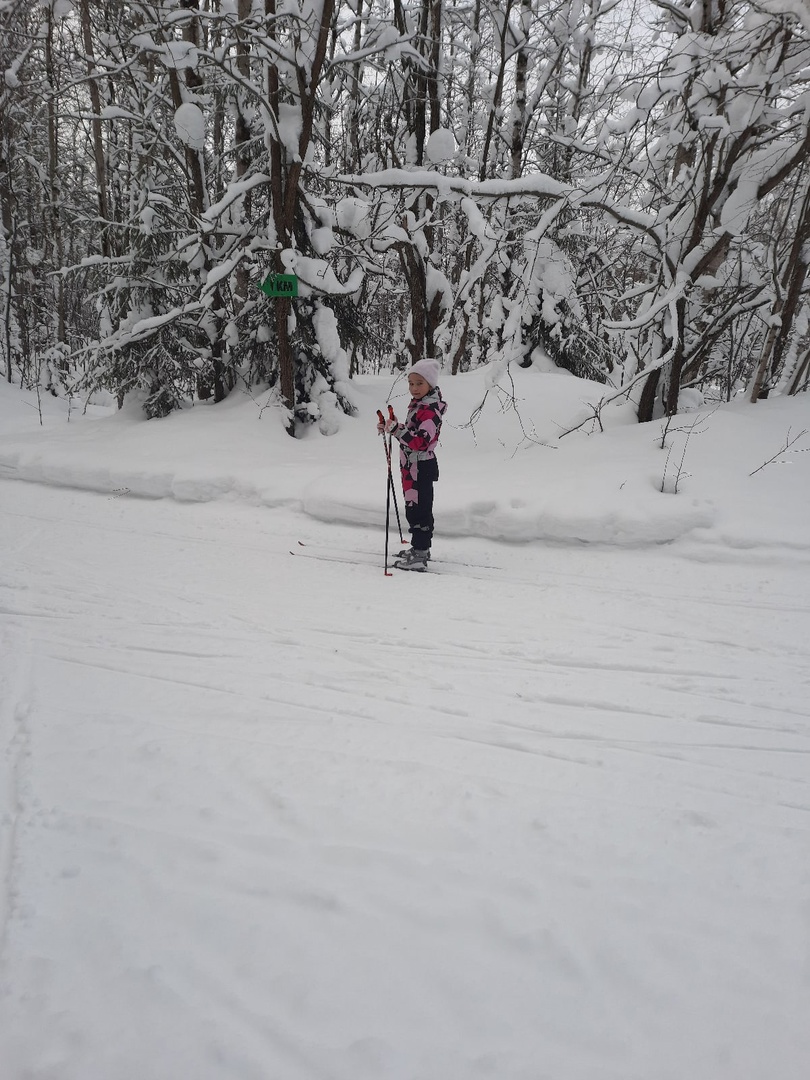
[[409, 358, 441, 387]]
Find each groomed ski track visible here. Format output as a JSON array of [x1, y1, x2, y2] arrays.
[[1, 478, 809, 1080]]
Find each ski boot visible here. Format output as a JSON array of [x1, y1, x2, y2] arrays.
[[394, 548, 430, 572], [397, 546, 431, 562]]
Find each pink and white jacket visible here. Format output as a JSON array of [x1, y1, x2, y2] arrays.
[[391, 388, 447, 503]]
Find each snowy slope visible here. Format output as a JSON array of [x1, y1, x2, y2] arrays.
[[1, 372, 809, 1080], [1, 365, 808, 551]]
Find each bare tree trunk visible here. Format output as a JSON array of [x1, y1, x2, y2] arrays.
[[750, 177, 810, 401], [447, 0, 482, 373], [399, 242, 427, 366], [479, 0, 514, 181], [392, 0, 444, 363], [45, 6, 66, 351], [424, 0, 443, 357], [177, 10, 206, 220], [664, 297, 688, 416], [347, 0, 364, 172], [562, 0, 595, 181], [265, 0, 293, 426], [233, 0, 253, 314], [266, 0, 336, 431], [1, 219, 15, 384], [503, 0, 530, 307], [637, 366, 660, 423], [788, 347, 810, 395], [748, 318, 782, 403], [428, 0, 442, 138], [79, 0, 111, 260], [166, 1, 227, 402], [0, 70, 17, 381], [510, 0, 530, 182]]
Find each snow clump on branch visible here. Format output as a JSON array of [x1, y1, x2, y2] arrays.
[[174, 103, 205, 150]]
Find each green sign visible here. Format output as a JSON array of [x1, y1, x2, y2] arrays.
[[260, 273, 298, 298]]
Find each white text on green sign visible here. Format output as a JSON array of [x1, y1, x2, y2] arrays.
[[261, 274, 298, 298]]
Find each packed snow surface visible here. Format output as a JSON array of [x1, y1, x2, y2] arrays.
[[1, 368, 809, 1080]]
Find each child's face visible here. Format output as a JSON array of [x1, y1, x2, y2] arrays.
[[408, 373, 431, 399]]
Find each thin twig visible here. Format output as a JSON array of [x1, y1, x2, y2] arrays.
[[749, 428, 808, 476]]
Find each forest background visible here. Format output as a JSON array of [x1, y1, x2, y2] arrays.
[[1, 0, 809, 435]]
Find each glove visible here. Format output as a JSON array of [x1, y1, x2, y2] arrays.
[[377, 408, 399, 435]]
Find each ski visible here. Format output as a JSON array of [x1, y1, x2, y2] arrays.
[[290, 549, 381, 569], [289, 546, 498, 580], [294, 541, 500, 571]]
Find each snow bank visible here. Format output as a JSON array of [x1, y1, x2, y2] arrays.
[[1, 370, 808, 554], [2, 379, 810, 1080]]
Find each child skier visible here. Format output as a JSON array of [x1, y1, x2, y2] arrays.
[[379, 358, 447, 572]]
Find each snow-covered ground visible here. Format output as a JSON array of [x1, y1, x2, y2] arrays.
[[1, 368, 809, 1080]]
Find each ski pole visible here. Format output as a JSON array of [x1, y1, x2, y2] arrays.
[[377, 408, 405, 545], [385, 406, 405, 544], [377, 410, 394, 576]]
